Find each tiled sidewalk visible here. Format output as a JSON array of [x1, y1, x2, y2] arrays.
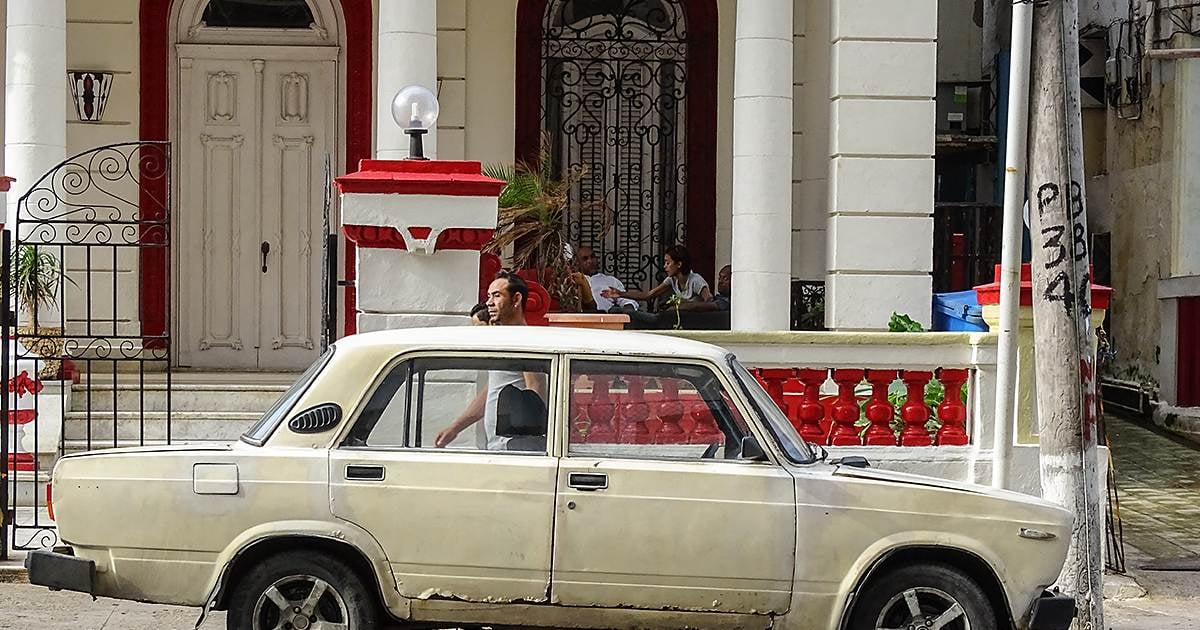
[[1108, 410, 1200, 561]]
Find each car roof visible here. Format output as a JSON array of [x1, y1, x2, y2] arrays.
[[334, 326, 731, 362]]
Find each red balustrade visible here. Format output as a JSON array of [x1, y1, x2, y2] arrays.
[[935, 368, 970, 446], [794, 369, 829, 444], [688, 401, 722, 445], [863, 370, 898, 446], [617, 377, 652, 444], [654, 379, 686, 444], [900, 371, 935, 446], [828, 369, 864, 446], [754, 368, 794, 411], [583, 376, 617, 443]]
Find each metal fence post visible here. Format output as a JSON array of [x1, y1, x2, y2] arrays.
[[1, 228, 11, 560]]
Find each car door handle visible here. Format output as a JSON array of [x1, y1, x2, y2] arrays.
[[567, 472, 608, 491], [344, 465, 385, 481]]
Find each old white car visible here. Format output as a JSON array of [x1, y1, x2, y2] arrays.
[[28, 327, 1075, 630]]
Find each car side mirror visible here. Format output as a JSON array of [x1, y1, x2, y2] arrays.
[[739, 435, 768, 462]]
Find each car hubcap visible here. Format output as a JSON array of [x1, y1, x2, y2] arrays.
[[252, 574, 350, 630], [875, 586, 970, 630]]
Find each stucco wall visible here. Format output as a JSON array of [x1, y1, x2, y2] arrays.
[[1087, 62, 1175, 388], [65, 0, 140, 153]]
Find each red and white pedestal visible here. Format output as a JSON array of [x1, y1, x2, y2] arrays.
[[335, 160, 504, 332]]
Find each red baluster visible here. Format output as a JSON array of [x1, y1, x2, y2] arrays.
[[935, 368, 970, 446], [828, 369, 864, 446], [899, 370, 934, 446], [688, 401, 722, 445], [618, 376, 651, 444], [795, 369, 828, 444], [755, 368, 793, 411], [863, 370, 898, 445], [654, 379, 686, 443], [587, 376, 617, 443]]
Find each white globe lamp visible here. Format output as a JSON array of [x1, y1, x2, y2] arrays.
[[391, 85, 439, 160]]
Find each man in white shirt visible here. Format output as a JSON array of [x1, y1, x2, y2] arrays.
[[435, 272, 547, 451], [576, 245, 639, 312]]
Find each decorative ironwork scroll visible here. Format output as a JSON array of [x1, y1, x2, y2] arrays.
[[3, 142, 172, 555], [541, 0, 689, 291]]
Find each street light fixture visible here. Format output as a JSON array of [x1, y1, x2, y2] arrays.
[[391, 85, 439, 160]]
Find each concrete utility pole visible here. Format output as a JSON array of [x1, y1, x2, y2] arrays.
[[1026, 0, 1105, 628]]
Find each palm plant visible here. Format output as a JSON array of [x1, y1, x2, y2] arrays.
[[12, 244, 71, 325], [483, 139, 610, 312]]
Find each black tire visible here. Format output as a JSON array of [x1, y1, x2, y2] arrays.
[[226, 550, 381, 630], [847, 563, 998, 630]]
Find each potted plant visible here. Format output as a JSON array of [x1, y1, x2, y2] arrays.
[[483, 140, 610, 313], [12, 244, 73, 378]]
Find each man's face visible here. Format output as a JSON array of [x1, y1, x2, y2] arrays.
[[718, 265, 732, 296], [486, 278, 520, 322], [576, 247, 598, 275]]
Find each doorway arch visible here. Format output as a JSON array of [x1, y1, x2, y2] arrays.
[[515, 0, 718, 285]]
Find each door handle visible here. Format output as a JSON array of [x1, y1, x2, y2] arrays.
[[344, 465, 385, 481], [567, 472, 608, 491], [261, 241, 270, 273]]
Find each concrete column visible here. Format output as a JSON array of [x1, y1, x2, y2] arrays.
[[731, 0, 793, 331], [4, 0, 66, 229], [826, 0, 937, 330], [376, 0, 438, 160]]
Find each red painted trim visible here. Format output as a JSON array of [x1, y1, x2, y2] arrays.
[[974, 263, 1111, 310], [335, 160, 505, 196], [515, 0, 719, 281], [140, 0, 373, 342], [343, 225, 495, 251], [1179, 297, 1200, 407], [0, 175, 15, 192]]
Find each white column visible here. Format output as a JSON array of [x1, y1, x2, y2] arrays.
[[826, 0, 937, 330], [376, 0, 438, 160], [731, 0, 794, 331], [5, 0, 66, 230]]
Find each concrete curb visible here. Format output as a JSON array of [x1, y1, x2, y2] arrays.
[[0, 566, 29, 584], [1152, 403, 1200, 445], [1104, 572, 1148, 601]]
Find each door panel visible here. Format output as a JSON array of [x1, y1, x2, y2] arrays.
[[177, 47, 333, 369], [257, 60, 332, 369], [552, 459, 796, 614], [178, 57, 260, 368], [330, 451, 558, 602]]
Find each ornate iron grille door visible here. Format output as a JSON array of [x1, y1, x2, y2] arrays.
[[542, 0, 689, 291], [3, 142, 171, 554]]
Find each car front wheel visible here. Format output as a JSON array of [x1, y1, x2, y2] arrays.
[[226, 551, 380, 630], [848, 563, 997, 630]]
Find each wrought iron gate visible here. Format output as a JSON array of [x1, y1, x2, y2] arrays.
[[541, 0, 690, 290], [2, 142, 171, 557]]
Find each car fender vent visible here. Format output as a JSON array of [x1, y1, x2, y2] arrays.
[[288, 404, 342, 434]]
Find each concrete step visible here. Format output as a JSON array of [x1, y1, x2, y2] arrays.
[[68, 382, 289, 413], [62, 411, 263, 443]]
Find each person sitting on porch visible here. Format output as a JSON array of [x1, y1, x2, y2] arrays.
[[603, 244, 714, 311], [575, 244, 639, 312]]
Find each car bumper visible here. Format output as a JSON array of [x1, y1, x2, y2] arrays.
[[1028, 590, 1076, 630], [25, 548, 96, 596]]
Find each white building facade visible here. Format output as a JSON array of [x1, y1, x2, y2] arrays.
[[1, 0, 939, 372]]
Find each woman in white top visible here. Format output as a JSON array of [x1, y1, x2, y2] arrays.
[[603, 245, 714, 310]]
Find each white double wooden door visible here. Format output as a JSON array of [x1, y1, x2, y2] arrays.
[[176, 45, 335, 370]]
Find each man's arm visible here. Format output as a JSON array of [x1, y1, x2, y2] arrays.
[[524, 372, 548, 400], [434, 388, 487, 447]]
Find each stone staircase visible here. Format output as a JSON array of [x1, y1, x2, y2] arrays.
[[61, 371, 297, 454]]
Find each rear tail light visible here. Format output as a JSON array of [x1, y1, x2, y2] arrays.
[[46, 481, 54, 521]]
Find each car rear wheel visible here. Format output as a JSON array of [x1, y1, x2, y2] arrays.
[[226, 551, 380, 630], [848, 563, 997, 630]]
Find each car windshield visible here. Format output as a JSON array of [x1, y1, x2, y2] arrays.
[[729, 356, 816, 464], [241, 348, 334, 446]]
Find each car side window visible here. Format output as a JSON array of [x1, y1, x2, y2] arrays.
[[344, 355, 553, 454], [568, 359, 751, 461]]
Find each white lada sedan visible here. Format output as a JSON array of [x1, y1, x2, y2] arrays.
[[28, 327, 1075, 630]]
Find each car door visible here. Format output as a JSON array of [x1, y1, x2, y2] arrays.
[[550, 357, 797, 614], [329, 352, 559, 603]]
